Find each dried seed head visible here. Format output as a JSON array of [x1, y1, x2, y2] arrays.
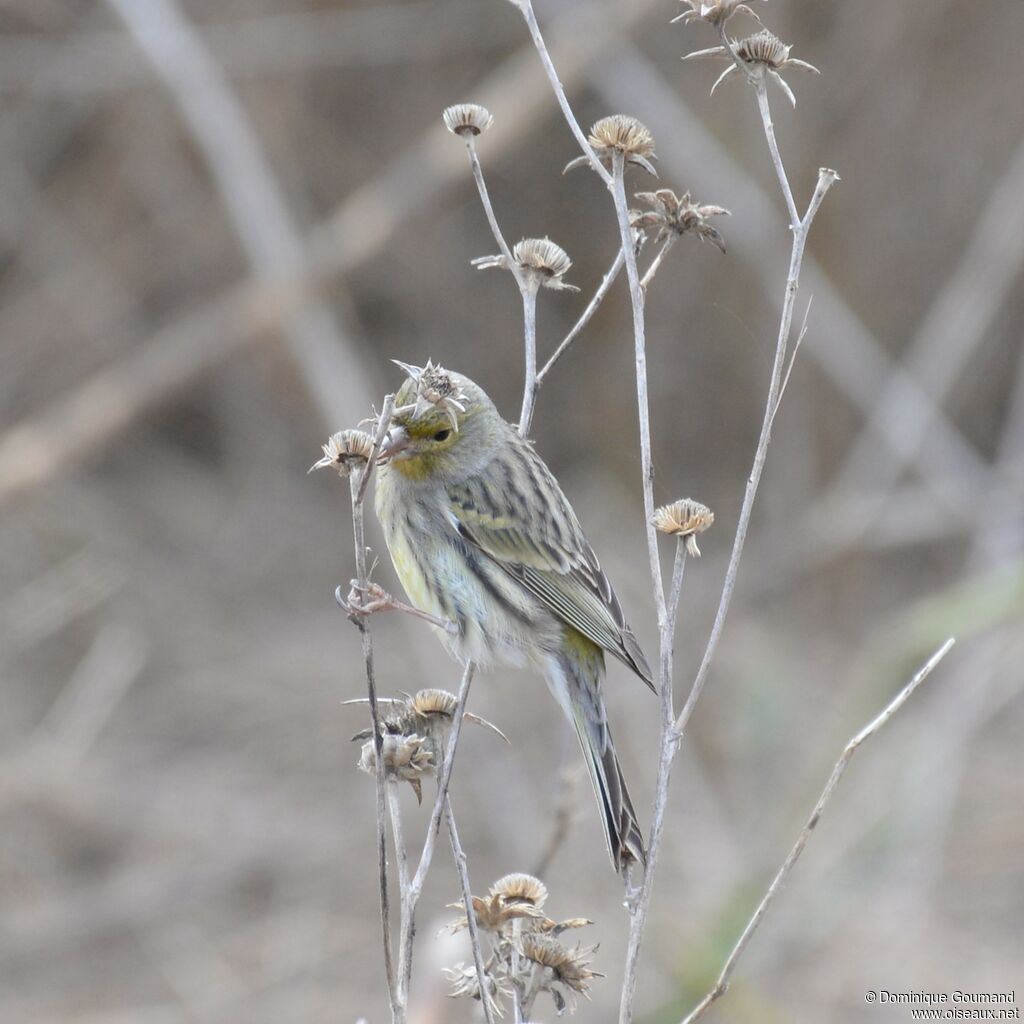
[[409, 688, 459, 719], [308, 429, 375, 477], [442, 103, 494, 137], [445, 892, 546, 935], [472, 237, 578, 292], [489, 872, 548, 909], [391, 358, 469, 431], [736, 27, 790, 67], [346, 689, 508, 764], [672, 0, 765, 27], [652, 498, 715, 556], [358, 732, 434, 802], [444, 962, 511, 1015], [589, 114, 656, 158], [519, 934, 603, 995], [566, 114, 658, 177], [632, 189, 731, 252], [683, 28, 820, 106]]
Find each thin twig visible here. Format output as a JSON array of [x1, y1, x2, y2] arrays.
[[516, 0, 612, 186], [445, 797, 496, 1024], [639, 235, 677, 290], [609, 150, 666, 618], [678, 639, 955, 1024], [518, 287, 540, 435], [536, 249, 625, 385], [395, 662, 477, 1008], [675, 164, 839, 739], [768, 294, 812, 430], [619, 543, 687, 1023], [386, 784, 412, 1009], [346, 395, 399, 1017], [754, 82, 800, 228], [465, 136, 526, 292]]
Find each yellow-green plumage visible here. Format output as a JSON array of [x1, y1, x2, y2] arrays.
[[375, 363, 651, 874]]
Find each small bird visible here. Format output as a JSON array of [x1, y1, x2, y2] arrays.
[[374, 361, 652, 875]]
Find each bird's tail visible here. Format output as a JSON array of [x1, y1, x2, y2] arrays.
[[551, 642, 647, 876]]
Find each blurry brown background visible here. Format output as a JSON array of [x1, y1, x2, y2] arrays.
[[1, 0, 1022, 1021]]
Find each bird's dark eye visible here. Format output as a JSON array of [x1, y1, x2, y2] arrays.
[[432, 429, 451, 442]]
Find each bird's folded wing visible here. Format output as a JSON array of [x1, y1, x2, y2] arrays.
[[446, 466, 653, 688]]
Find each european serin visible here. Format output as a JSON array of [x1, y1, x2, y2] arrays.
[[374, 361, 651, 874]]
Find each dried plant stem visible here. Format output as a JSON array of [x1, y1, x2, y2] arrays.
[[347, 395, 398, 1019], [536, 249, 625, 386], [754, 83, 800, 227], [678, 639, 955, 1024], [640, 235, 677, 290], [516, 0, 612, 186], [462, 134, 543, 438], [392, 661, 476, 1018], [388, 785, 414, 1012], [675, 162, 838, 739], [619, 542, 687, 1023], [610, 150, 667, 616], [465, 137, 525, 292], [444, 797, 496, 1024], [518, 287, 540, 435]]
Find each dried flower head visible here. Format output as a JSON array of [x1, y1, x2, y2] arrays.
[[565, 114, 658, 176], [632, 189, 731, 252], [519, 934, 603, 1011], [347, 689, 507, 754], [671, 0, 764, 28], [472, 237, 578, 292], [308, 429, 375, 477], [444, 962, 511, 1016], [442, 103, 494, 137], [652, 498, 715, 556], [391, 359, 469, 431], [357, 731, 434, 803], [489, 872, 548, 909], [683, 28, 820, 107], [445, 892, 546, 935], [537, 916, 594, 935]]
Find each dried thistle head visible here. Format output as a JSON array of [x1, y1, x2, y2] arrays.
[[445, 892, 546, 935], [631, 189, 731, 252], [518, 934, 603, 1011], [565, 114, 658, 176], [683, 28, 820, 106], [444, 962, 511, 1017], [357, 731, 434, 803], [347, 688, 508, 775], [652, 498, 715, 556], [442, 103, 494, 137], [536, 916, 594, 936], [671, 0, 765, 28], [308, 429, 375, 477], [489, 872, 548, 909], [389, 359, 470, 433], [472, 237, 578, 293]]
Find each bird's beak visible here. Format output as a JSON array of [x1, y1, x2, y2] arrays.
[[377, 424, 411, 463]]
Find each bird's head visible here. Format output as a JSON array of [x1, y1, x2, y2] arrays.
[[378, 361, 500, 481]]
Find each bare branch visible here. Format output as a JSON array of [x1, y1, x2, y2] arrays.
[[346, 395, 399, 1015], [445, 798, 496, 1024], [675, 165, 838, 739], [536, 249, 625, 385], [515, 0, 612, 186], [678, 639, 955, 1024]]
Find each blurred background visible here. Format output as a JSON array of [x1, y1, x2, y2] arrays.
[[1, 0, 1022, 1021]]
